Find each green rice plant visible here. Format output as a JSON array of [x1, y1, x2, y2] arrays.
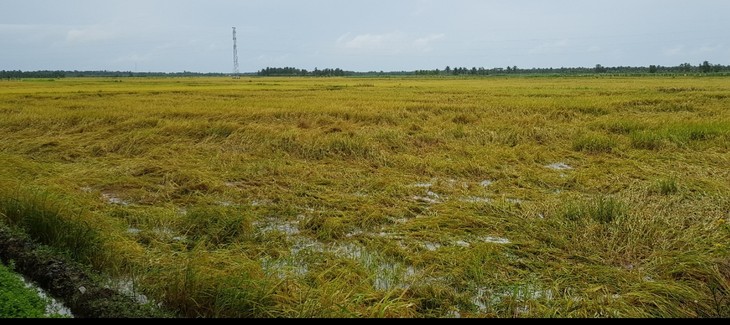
[[554, 196, 625, 224], [655, 101, 695, 112], [575, 106, 610, 116], [588, 196, 626, 224], [601, 120, 645, 135], [204, 123, 238, 139], [324, 135, 376, 159], [0, 188, 101, 262], [560, 200, 586, 222], [572, 133, 615, 153], [630, 130, 663, 150], [143, 247, 277, 318], [651, 177, 678, 195], [662, 122, 728, 145], [181, 206, 254, 246], [452, 114, 478, 125], [299, 211, 350, 242], [406, 282, 459, 316]]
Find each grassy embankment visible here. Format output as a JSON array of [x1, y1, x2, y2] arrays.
[[0, 76, 728, 317]]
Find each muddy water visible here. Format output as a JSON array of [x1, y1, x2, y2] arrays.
[[17, 274, 74, 318]]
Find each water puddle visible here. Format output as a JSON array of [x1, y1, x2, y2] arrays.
[[413, 191, 442, 204], [446, 309, 462, 318], [422, 242, 442, 251], [101, 192, 129, 206], [472, 285, 554, 314], [260, 256, 309, 278], [262, 238, 419, 291], [412, 178, 469, 190], [480, 180, 494, 188], [289, 236, 325, 255], [251, 199, 272, 207], [546, 162, 573, 170], [345, 228, 364, 238], [481, 236, 511, 244], [263, 222, 300, 236], [256, 217, 302, 236], [106, 278, 152, 305], [391, 217, 410, 224], [455, 240, 471, 248], [373, 264, 416, 291], [18, 275, 73, 318], [335, 243, 416, 290], [505, 198, 523, 205]]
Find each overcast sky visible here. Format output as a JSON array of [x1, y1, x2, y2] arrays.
[[2, 0, 729, 72]]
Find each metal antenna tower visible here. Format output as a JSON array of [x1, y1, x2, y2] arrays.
[[232, 27, 240, 79]]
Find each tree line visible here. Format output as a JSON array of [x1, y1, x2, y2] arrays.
[[415, 61, 728, 76], [257, 67, 351, 77], [2, 61, 729, 79]]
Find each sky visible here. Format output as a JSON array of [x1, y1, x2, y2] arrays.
[[1, 0, 729, 73]]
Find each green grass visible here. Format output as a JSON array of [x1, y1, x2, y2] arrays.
[[0, 76, 728, 318], [652, 177, 679, 195], [0, 262, 68, 318], [572, 133, 616, 153]]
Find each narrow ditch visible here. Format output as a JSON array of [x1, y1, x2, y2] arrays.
[[0, 224, 173, 318]]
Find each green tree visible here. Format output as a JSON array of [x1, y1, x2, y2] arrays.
[[700, 61, 712, 73]]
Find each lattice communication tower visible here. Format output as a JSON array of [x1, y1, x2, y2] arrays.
[[232, 27, 240, 79]]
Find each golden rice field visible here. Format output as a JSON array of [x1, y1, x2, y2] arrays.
[[0, 76, 728, 318]]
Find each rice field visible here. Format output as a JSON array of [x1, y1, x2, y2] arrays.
[[0, 76, 728, 318]]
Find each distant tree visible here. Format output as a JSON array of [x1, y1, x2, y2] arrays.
[[700, 60, 712, 73], [679, 63, 692, 72], [445, 66, 451, 74], [649, 65, 658, 73], [594, 64, 607, 73]]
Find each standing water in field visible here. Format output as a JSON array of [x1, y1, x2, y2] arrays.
[[18, 275, 74, 318]]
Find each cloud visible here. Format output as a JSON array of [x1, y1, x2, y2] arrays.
[[413, 33, 445, 52], [338, 32, 403, 51], [663, 45, 685, 56], [336, 32, 445, 54], [691, 44, 722, 55], [66, 26, 117, 43], [528, 39, 569, 55]]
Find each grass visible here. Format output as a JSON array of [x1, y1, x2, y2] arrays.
[[0, 76, 728, 318], [0, 262, 68, 318], [572, 133, 616, 153], [652, 177, 679, 195]]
